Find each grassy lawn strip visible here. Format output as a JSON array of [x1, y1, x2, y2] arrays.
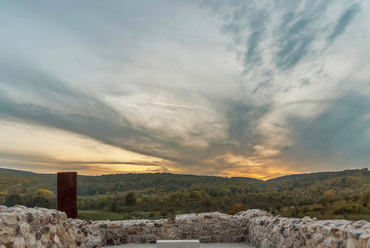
[[79, 210, 123, 221]]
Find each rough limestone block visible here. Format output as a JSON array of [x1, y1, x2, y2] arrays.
[[1, 213, 17, 226], [156, 240, 200, 248]]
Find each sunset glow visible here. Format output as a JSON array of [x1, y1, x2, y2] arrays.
[[1, 1, 369, 179]]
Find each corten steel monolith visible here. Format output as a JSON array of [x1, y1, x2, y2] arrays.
[[57, 172, 77, 218]]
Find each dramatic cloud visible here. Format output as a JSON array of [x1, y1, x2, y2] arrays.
[[0, 0, 369, 179], [328, 3, 361, 42]]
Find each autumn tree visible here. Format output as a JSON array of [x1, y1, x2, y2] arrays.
[[189, 191, 202, 201], [201, 195, 212, 207], [34, 189, 52, 208], [323, 189, 335, 206], [352, 193, 361, 203], [217, 188, 231, 197], [227, 203, 249, 215]]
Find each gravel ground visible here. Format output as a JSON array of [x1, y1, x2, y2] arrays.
[[106, 244, 254, 248]]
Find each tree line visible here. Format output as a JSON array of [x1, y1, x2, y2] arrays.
[[0, 168, 369, 221]]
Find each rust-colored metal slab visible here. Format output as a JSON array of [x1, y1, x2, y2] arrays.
[[57, 172, 77, 218]]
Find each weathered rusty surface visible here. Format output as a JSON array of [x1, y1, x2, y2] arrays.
[[57, 172, 77, 218]]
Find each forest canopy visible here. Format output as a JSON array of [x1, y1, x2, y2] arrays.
[[0, 167, 369, 221]]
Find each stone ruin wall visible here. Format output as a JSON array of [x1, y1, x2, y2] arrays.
[[1, 205, 370, 248], [0, 205, 85, 248]]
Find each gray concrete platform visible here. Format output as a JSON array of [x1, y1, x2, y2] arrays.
[[157, 240, 199, 248], [107, 244, 253, 248]]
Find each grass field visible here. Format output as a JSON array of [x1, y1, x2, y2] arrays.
[[78, 210, 124, 221], [78, 210, 181, 221], [79, 201, 370, 222], [275, 202, 370, 222]]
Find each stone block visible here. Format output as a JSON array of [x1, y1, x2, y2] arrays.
[[1, 213, 17, 226], [14, 237, 25, 248], [0, 227, 15, 243], [18, 222, 30, 237], [347, 238, 358, 248], [359, 234, 370, 248], [156, 240, 200, 248]]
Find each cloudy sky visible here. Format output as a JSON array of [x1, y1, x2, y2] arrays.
[[0, 0, 369, 179]]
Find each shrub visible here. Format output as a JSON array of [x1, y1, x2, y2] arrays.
[[160, 210, 168, 218], [201, 195, 212, 207], [125, 192, 137, 206], [227, 203, 249, 215], [189, 191, 202, 201], [5, 193, 22, 207], [332, 204, 353, 215]]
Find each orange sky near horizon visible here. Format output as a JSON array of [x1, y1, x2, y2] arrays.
[[0, 120, 302, 180]]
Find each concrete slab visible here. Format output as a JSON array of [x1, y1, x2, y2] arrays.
[[107, 244, 254, 248], [156, 240, 199, 248]]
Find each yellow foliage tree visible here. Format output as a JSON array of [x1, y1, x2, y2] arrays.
[[324, 189, 335, 206], [36, 189, 52, 198]]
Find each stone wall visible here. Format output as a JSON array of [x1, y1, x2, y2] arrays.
[[240, 210, 370, 248], [85, 210, 370, 248], [85, 212, 248, 246], [0, 205, 86, 248], [1, 205, 370, 247]]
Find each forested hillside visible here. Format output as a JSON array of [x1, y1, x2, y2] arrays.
[[0, 167, 369, 221], [0, 168, 38, 178]]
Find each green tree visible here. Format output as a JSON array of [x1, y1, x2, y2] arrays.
[[189, 191, 202, 201], [341, 190, 351, 202], [116, 205, 124, 213], [274, 204, 282, 212], [352, 193, 361, 203], [160, 209, 168, 218], [5, 193, 22, 207], [217, 188, 231, 197], [125, 192, 137, 206], [34, 189, 53, 208], [306, 195, 313, 205], [161, 195, 170, 203], [96, 195, 109, 210], [110, 201, 117, 212], [201, 195, 212, 207], [78, 201, 86, 209], [361, 191, 369, 207], [324, 189, 335, 206], [22, 192, 34, 207]]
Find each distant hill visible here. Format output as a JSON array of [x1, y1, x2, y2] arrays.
[[0, 167, 368, 197], [0, 167, 369, 221], [231, 177, 264, 183], [1, 167, 367, 182], [265, 168, 369, 185], [76, 172, 259, 196], [232, 168, 369, 186], [0, 168, 38, 178]]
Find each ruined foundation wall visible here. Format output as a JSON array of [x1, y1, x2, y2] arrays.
[[85, 210, 370, 247], [84, 211, 249, 246], [241, 210, 370, 248], [1, 206, 370, 248], [0, 205, 86, 248]]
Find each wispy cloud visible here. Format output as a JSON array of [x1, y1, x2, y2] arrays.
[[134, 100, 195, 109], [328, 3, 361, 42], [0, 0, 369, 179]]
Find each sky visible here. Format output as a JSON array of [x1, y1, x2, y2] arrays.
[[0, 0, 369, 180]]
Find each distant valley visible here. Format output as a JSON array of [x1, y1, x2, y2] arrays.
[[0, 167, 369, 221]]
